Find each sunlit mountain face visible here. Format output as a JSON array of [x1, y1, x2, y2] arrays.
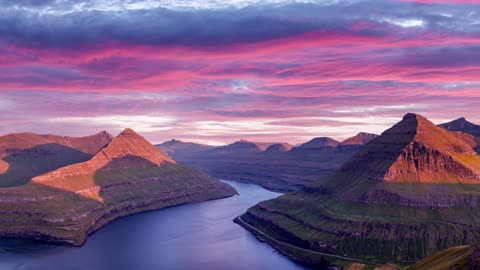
[[1, 0, 479, 144]]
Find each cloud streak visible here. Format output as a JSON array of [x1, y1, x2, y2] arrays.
[[0, 0, 479, 144]]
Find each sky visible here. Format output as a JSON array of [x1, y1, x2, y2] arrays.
[[1, 0, 479, 145]]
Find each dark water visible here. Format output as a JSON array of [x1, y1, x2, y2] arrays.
[[0, 180, 307, 270]]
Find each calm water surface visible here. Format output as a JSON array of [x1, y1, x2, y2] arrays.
[[0, 180, 308, 270]]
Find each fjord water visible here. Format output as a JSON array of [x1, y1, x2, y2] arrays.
[[0, 180, 306, 270]]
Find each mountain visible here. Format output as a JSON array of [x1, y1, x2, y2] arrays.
[[292, 137, 340, 150], [439, 117, 480, 137], [264, 143, 294, 153], [160, 134, 377, 192], [408, 244, 480, 270], [439, 117, 480, 153], [340, 132, 379, 146], [238, 113, 480, 265], [0, 131, 113, 157], [211, 140, 277, 155], [0, 128, 236, 245], [156, 139, 214, 157], [340, 113, 480, 183], [0, 131, 113, 187]]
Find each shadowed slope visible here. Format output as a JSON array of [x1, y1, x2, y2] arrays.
[[158, 133, 377, 192], [156, 139, 214, 158], [265, 143, 294, 153], [0, 131, 113, 157], [239, 113, 480, 265], [291, 137, 340, 151], [211, 140, 278, 155], [0, 128, 236, 245], [440, 117, 480, 138], [440, 118, 480, 154], [0, 131, 112, 187]]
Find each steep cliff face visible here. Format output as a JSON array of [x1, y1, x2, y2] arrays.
[[0, 128, 236, 245], [240, 113, 480, 264]]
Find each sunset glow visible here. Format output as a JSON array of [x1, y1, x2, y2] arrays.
[[1, 0, 479, 144]]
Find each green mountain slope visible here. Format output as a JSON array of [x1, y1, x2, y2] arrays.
[[239, 113, 480, 265], [0, 128, 236, 245], [408, 244, 480, 270]]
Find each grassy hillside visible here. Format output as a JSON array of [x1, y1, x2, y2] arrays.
[[239, 114, 480, 265], [407, 245, 480, 270], [0, 129, 236, 245]]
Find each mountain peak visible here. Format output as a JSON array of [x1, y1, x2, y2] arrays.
[[341, 132, 379, 146], [265, 143, 293, 152], [342, 113, 480, 183], [120, 128, 139, 136], [439, 117, 480, 138], [296, 137, 340, 149], [33, 129, 175, 183], [402, 112, 419, 120], [97, 130, 112, 137], [95, 128, 174, 167]]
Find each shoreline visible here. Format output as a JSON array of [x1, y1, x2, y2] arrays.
[[0, 187, 237, 246], [234, 215, 413, 269]]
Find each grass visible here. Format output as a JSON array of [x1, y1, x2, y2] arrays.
[[407, 245, 479, 270], [240, 170, 480, 262], [0, 161, 236, 245]]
